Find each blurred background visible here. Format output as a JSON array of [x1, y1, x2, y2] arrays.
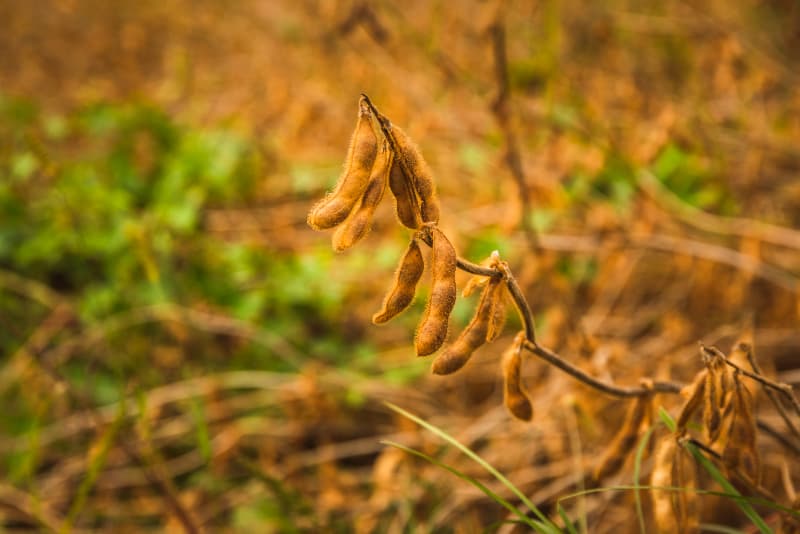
[[1, 0, 799, 531]]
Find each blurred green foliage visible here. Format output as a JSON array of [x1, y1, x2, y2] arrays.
[[651, 142, 737, 214], [1, 95, 255, 322], [0, 94, 382, 432]]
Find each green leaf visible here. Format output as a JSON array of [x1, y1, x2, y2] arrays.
[[188, 397, 212, 462], [11, 152, 39, 179], [651, 143, 686, 181], [557, 503, 579, 534]]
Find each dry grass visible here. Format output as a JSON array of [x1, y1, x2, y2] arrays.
[[1, 0, 800, 532]]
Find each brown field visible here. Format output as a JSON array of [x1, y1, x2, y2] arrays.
[[1, 1, 799, 532]]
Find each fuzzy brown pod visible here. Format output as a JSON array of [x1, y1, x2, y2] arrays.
[[388, 159, 421, 229], [701, 346, 732, 444], [431, 274, 503, 375], [307, 98, 378, 230], [592, 393, 651, 482], [461, 254, 497, 298], [372, 239, 425, 324], [501, 332, 532, 421], [415, 226, 457, 356], [389, 124, 440, 224], [485, 288, 507, 342], [331, 143, 392, 252]]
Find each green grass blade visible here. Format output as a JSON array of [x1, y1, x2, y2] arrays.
[[381, 440, 545, 532], [62, 400, 126, 533], [557, 503, 579, 534], [657, 406, 676, 432], [384, 402, 558, 530], [188, 396, 212, 462]]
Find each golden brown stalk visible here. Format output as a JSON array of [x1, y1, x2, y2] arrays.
[[331, 143, 392, 252], [388, 159, 421, 229], [431, 274, 502, 375], [390, 124, 440, 224], [307, 98, 378, 230], [415, 227, 457, 356], [501, 332, 532, 421], [592, 394, 651, 482], [372, 239, 425, 324]]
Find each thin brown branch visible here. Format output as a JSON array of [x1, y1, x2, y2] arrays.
[[757, 419, 800, 457], [525, 340, 682, 398], [704, 345, 800, 418], [743, 342, 800, 441], [497, 262, 537, 345]]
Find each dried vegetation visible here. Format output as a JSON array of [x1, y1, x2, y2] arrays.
[[2, 0, 800, 532]]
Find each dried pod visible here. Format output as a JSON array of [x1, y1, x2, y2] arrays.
[[502, 332, 532, 421], [592, 394, 651, 482], [331, 143, 392, 252], [461, 274, 488, 298], [307, 99, 378, 230], [651, 438, 678, 534], [722, 371, 760, 484], [372, 239, 425, 324], [388, 159, 421, 229], [701, 346, 732, 444], [676, 369, 706, 434], [485, 287, 507, 342], [461, 254, 496, 297], [390, 124, 440, 224], [432, 274, 502, 375], [672, 439, 699, 533], [415, 227, 457, 356]]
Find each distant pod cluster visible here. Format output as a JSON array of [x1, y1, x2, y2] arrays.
[[307, 96, 533, 421]]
